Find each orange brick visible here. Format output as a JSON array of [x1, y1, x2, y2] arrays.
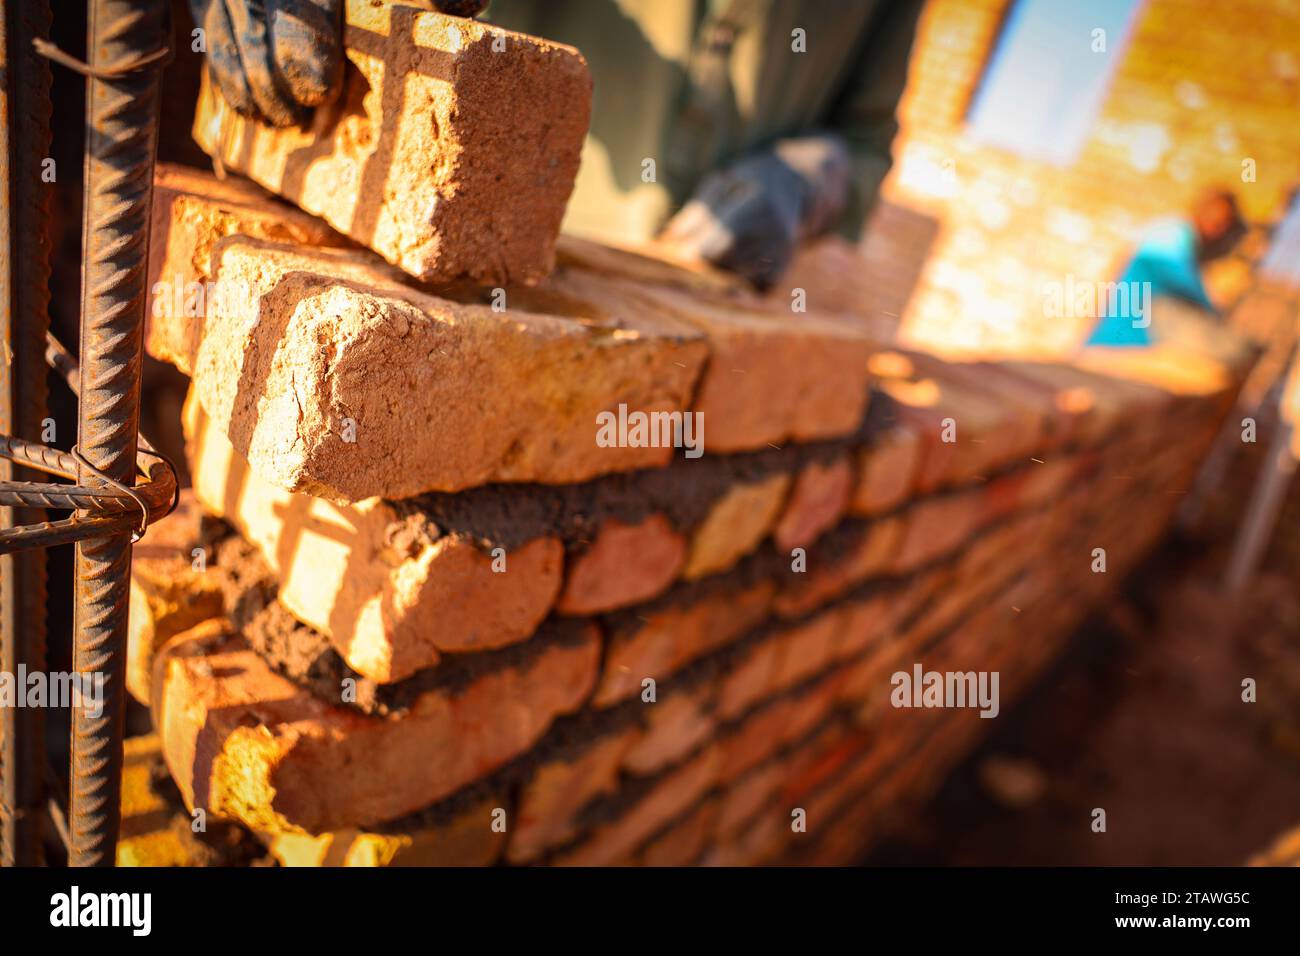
[[871, 350, 1033, 489], [716, 638, 783, 721], [614, 281, 874, 451], [184, 236, 707, 500], [851, 423, 921, 516], [640, 799, 719, 866], [155, 619, 599, 833], [773, 455, 853, 551], [719, 697, 805, 780], [775, 515, 902, 617], [265, 791, 507, 867], [833, 593, 895, 660], [193, 2, 590, 285], [593, 580, 774, 707], [716, 761, 784, 838], [683, 473, 790, 579], [146, 164, 347, 375], [623, 682, 717, 775], [772, 613, 843, 691], [127, 491, 224, 703], [891, 487, 984, 573], [509, 726, 640, 863], [557, 515, 686, 614], [555, 746, 720, 866], [186, 394, 563, 683]]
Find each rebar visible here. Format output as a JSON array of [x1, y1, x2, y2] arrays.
[[68, 0, 167, 867], [0, 481, 140, 512], [0, 0, 53, 868]]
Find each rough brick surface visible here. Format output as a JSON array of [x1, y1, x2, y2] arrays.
[[147, 164, 347, 375], [154, 619, 599, 832], [141, 327, 1243, 867], [619, 282, 875, 450], [192, 1, 591, 285], [185, 236, 707, 500], [152, 172, 884, 500], [185, 393, 562, 683]]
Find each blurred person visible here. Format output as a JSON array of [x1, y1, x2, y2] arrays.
[[1086, 188, 1246, 347], [189, 0, 924, 289]]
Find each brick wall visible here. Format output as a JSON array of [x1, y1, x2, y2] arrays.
[[114, 4, 1259, 865], [881, 0, 1300, 354], [127, 170, 1245, 866]]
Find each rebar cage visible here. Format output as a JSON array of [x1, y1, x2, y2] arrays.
[[1, 0, 174, 867]]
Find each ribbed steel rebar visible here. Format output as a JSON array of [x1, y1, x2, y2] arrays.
[[0, 481, 138, 512], [69, 0, 166, 867], [0, 434, 78, 479], [0, 0, 53, 868]]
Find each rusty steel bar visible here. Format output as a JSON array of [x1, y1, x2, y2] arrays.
[[0, 433, 79, 479], [0, 456, 177, 555], [0, 481, 142, 512], [0, 0, 53, 868], [0, 336, 180, 558], [69, 0, 167, 867]]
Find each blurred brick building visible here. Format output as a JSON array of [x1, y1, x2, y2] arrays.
[[878, 0, 1300, 355]]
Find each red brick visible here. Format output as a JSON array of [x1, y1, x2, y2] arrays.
[[716, 761, 784, 839], [593, 580, 774, 707], [639, 799, 719, 866], [772, 613, 843, 691], [623, 683, 717, 775], [555, 747, 720, 866], [775, 514, 903, 617], [186, 394, 563, 683], [155, 619, 599, 833], [716, 638, 784, 722], [891, 487, 984, 573], [683, 473, 790, 579], [774, 455, 854, 551], [851, 424, 922, 516], [509, 727, 640, 863], [558, 515, 686, 614], [614, 281, 875, 451], [192, 1, 591, 285]]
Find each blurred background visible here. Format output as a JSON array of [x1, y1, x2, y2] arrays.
[[848, 0, 1300, 864]]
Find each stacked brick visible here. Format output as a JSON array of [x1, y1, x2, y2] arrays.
[[125, 4, 1248, 866], [135, 173, 1241, 862]]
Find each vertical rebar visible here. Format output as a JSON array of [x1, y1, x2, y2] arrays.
[[0, 0, 53, 868], [69, 0, 166, 867]]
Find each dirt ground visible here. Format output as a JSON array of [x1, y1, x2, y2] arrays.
[[866, 527, 1300, 866]]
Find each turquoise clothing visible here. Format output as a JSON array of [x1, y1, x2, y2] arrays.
[[1086, 220, 1216, 347]]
